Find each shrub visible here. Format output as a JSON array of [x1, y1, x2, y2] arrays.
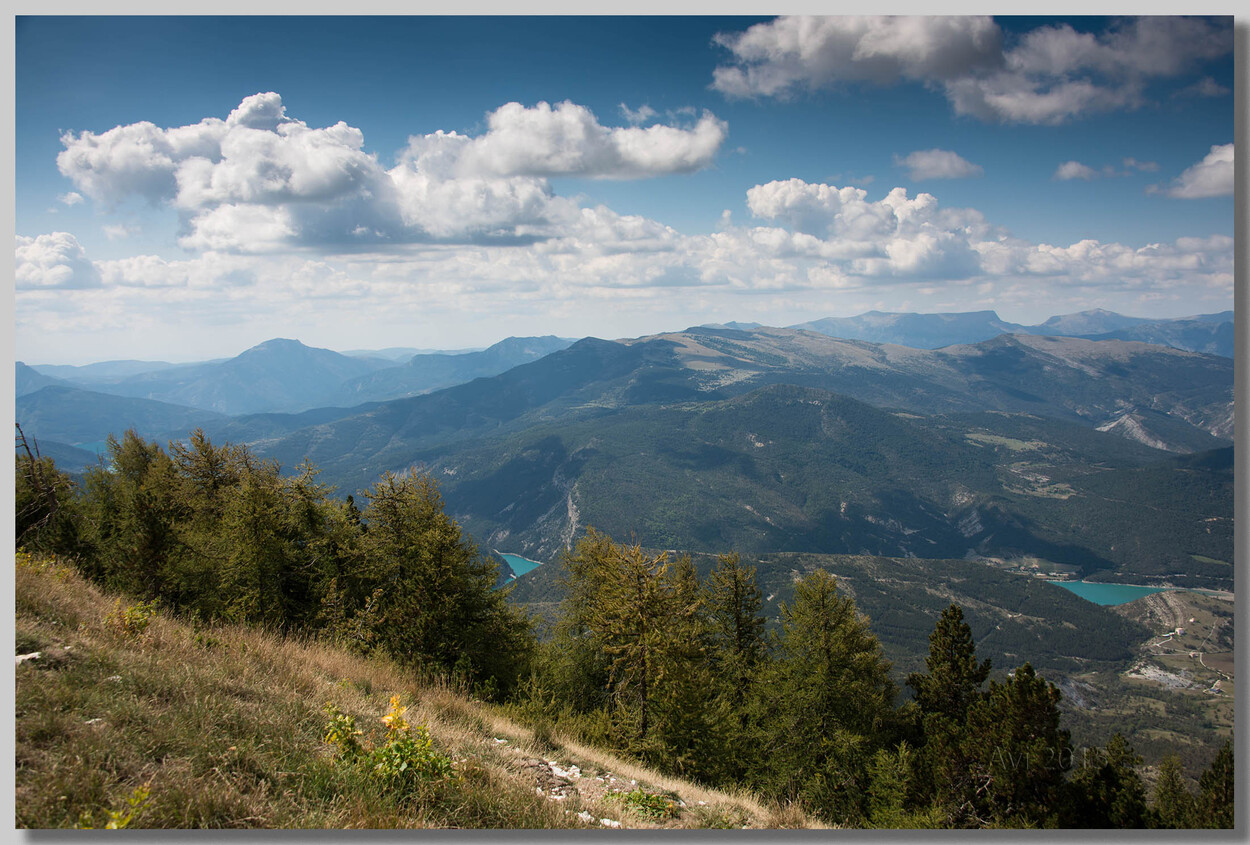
[[323, 695, 455, 794], [323, 702, 364, 758], [105, 599, 159, 638], [74, 782, 152, 829], [618, 788, 681, 820]]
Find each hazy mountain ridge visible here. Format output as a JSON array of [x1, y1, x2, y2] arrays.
[[27, 336, 578, 418], [17, 385, 225, 449], [170, 327, 1232, 589], [334, 335, 576, 405], [782, 308, 1234, 357], [16, 314, 1232, 593], [16, 362, 69, 398], [27, 358, 186, 383], [38, 338, 389, 416], [20, 324, 1231, 475], [789, 310, 1028, 348]]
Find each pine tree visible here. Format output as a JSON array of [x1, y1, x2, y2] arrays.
[[1063, 733, 1147, 827], [907, 604, 991, 721], [1148, 754, 1196, 829], [554, 531, 732, 775], [355, 470, 532, 693], [703, 552, 766, 696], [583, 541, 693, 748], [648, 553, 730, 780], [82, 431, 186, 600], [701, 551, 767, 782], [962, 663, 1071, 828], [1195, 740, 1233, 829], [907, 604, 992, 825], [754, 569, 896, 825]]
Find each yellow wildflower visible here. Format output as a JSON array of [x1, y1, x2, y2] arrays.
[[381, 694, 409, 735]]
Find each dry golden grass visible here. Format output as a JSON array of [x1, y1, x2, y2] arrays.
[[14, 553, 811, 829]]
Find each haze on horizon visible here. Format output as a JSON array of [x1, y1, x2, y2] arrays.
[[15, 15, 1236, 365]]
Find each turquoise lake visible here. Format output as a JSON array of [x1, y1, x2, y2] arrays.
[[1047, 580, 1168, 606], [498, 553, 543, 577]]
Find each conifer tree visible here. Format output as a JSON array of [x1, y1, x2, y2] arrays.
[[962, 663, 1071, 828], [555, 531, 727, 773], [906, 604, 992, 822], [648, 553, 730, 780], [703, 552, 766, 696], [1148, 754, 1196, 828], [82, 431, 186, 600], [701, 551, 767, 782], [1063, 733, 1147, 827], [354, 470, 532, 693], [907, 604, 991, 721], [583, 541, 693, 748], [754, 569, 895, 825], [1195, 740, 1234, 829], [544, 529, 619, 716]]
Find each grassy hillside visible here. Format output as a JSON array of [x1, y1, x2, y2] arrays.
[[14, 552, 812, 830]]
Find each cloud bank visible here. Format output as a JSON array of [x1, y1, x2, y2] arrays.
[[712, 16, 1232, 124], [15, 232, 102, 290], [20, 176, 1231, 308], [24, 84, 1233, 360], [57, 93, 728, 252]]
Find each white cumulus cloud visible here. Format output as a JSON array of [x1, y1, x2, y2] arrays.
[[403, 100, 727, 180], [712, 16, 1002, 97], [742, 179, 990, 280], [55, 93, 728, 252], [713, 15, 1231, 124], [1053, 161, 1100, 181], [895, 149, 984, 181], [619, 103, 658, 125], [15, 232, 102, 290], [1164, 143, 1234, 199]]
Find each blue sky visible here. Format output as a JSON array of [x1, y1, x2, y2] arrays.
[[15, 15, 1237, 364]]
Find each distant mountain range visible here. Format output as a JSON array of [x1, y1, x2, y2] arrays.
[[14, 313, 1235, 594], [335, 335, 576, 405], [780, 308, 1233, 357], [214, 326, 1228, 582], [21, 335, 576, 417]]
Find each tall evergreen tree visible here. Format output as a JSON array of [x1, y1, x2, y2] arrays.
[[907, 604, 992, 824], [753, 569, 895, 825], [1063, 733, 1147, 827], [82, 430, 187, 600], [554, 531, 730, 775], [701, 552, 767, 782], [962, 663, 1071, 828], [1195, 740, 1234, 829], [703, 552, 766, 694], [1148, 754, 1196, 829], [350, 470, 532, 693], [908, 604, 991, 721]]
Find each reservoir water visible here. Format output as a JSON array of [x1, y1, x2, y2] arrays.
[[1047, 580, 1168, 606], [497, 552, 544, 577]]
